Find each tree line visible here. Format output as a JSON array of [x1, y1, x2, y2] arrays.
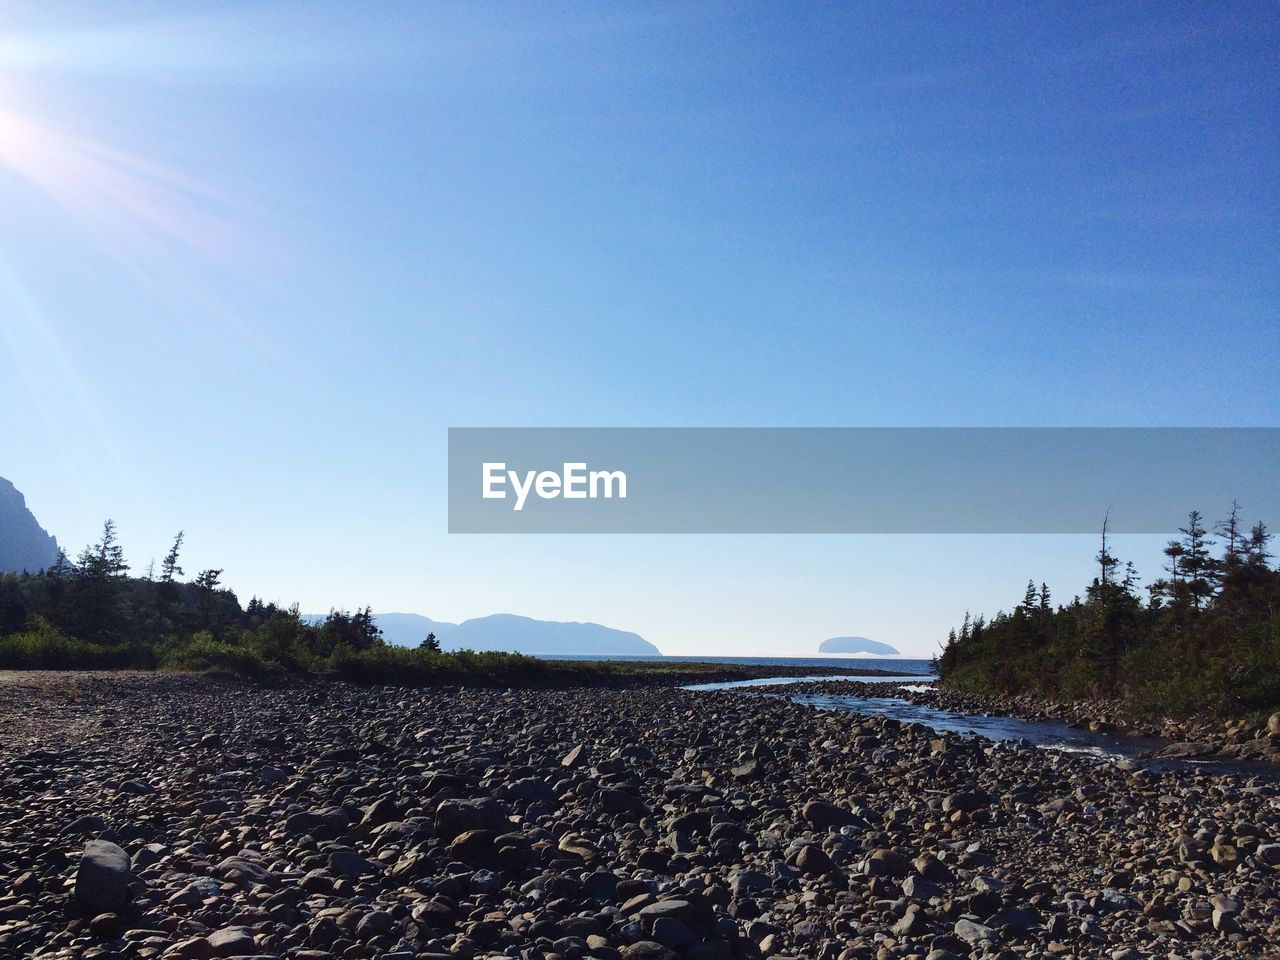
[[0, 521, 504, 679], [936, 505, 1279, 718]]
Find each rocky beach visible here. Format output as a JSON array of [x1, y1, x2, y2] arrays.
[[1, 671, 1278, 960]]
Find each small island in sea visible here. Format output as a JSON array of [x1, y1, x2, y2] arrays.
[[818, 635, 901, 656]]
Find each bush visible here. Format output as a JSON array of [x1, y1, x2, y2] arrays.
[[160, 632, 278, 675], [0, 617, 139, 669], [322, 642, 549, 684]]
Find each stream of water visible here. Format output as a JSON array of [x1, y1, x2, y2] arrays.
[[687, 675, 1275, 776]]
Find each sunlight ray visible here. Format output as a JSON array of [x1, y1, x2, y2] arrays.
[[0, 101, 239, 258]]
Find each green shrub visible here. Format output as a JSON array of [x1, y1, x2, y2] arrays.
[[322, 642, 549, 684], [160, 632, 277, 675], [0, 617, 138, 669]]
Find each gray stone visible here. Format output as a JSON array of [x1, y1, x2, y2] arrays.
[[651, 916, 696, 948], [206, 926, 256, 955], [74, 840, 132, 913], [328, 848, 379, 877], [801, 800, 858, 829], [621, 942, 677, 960], [954, 918, 998, 945], [285, 806, 348, 837]]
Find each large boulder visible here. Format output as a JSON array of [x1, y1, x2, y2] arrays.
[[74, 840, 133, 912]]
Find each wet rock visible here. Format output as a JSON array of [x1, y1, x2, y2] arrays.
[[1156, 741, 1217, 759]]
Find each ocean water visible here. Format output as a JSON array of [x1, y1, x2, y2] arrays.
[[542, 654, 936, 675]]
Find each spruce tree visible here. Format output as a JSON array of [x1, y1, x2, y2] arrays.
[[161, 531, 184, 583], [1179, 511, 1217, 610], [1217, 502, 1245, 570]]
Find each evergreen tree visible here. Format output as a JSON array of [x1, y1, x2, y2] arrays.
[[194, 569, 223, 591], [161, 532, 184, 583], [77, 520, 128, 579], [193, 569, 225, 634], [1163, 539, 1185, 586], [351, 606, 383, 651], [1121, 561, 1140, 595], [1245, 521, 1272, 567], [49, 550, 70, 580], [45, 550, 70, 613], [67, 520, 130, 644], [316, 606, 383, 652], [1217, 501, 1245, 570], [1179, 511, 1217, 610]]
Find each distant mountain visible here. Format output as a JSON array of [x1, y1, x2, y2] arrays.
[[439, 614, 659, 656], [304, 610, 660, 656], [0, 477, 61, 574], [367, 612, 457, 648], [819, 636, 900, 656]]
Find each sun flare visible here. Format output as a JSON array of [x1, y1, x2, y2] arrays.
[[0, 97, 236, 258]]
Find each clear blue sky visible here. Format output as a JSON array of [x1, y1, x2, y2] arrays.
[[1, 2, 1276, 656]]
